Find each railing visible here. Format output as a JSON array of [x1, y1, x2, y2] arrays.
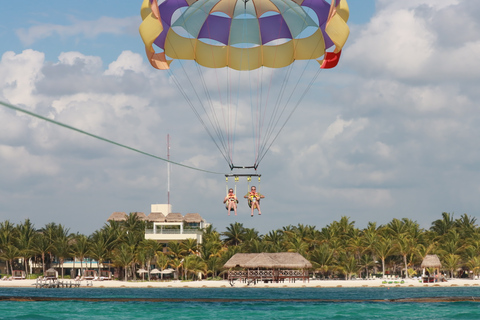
[[145, 229, 203, 235]]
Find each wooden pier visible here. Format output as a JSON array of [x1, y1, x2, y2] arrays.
[[33, 278, 93, 288]]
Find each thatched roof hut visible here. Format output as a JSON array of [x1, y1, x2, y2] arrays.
[[224, 253, 312, 269], [165, 212, 184, 222], [132, 212, 147, 221], [184, 213, 203, 223], [107, 212, 127, 222], [147, 212, 166, 222], [421, 254, 442, 268]]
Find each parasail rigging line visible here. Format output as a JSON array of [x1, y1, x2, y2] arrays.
[[163, 36, 233, 167], [0, 100, 224, 175], [257, 66, 324, 166]]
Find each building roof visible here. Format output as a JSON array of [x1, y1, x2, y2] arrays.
[[107, 212, 127, 221], [184, 213, 203, 223], [421, 254, 442, 268], [132, 212, 147, 221], [147, 212, 166, 222], [224, 253, 312, 269], [165, 212, 184, 222]]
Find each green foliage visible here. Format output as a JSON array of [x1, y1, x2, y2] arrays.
[[1, 212, 480, 280]]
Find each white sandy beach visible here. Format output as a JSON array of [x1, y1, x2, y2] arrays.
[[1, 278, 478, 289]]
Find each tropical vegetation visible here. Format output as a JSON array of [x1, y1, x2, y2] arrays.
[[1, 212, 479, 280]]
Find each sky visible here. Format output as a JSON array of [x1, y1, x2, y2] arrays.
[[1, 0, 480, 236]]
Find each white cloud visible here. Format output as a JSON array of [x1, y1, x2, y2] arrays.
[[2, 0, 480, 234], [0, 50, 45, 106], [105, 51, 148, 76], [16, 16, 139, 46]]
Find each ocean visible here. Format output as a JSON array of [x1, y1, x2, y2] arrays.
[[0, 287, 479, 319]]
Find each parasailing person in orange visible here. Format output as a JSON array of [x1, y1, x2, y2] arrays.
[[224, 188, 238, 216], [244, 186, 264, 217]]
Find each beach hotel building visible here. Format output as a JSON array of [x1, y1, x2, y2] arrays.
[[108, 204, 209, 245], [144, 204, 208, 244]]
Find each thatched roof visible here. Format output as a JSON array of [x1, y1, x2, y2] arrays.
[[184, 213, 203, 223], [165, 212, 184, 222], [132, 212, 147, 221], [107, 212, 127, 221], [224, 253, 312, 269], [148, 212, 166, 222], [421, 254, 442, 268]]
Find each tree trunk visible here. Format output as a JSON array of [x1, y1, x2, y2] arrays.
[[42, 253, 46, 275], [381, 258, 386, 278]]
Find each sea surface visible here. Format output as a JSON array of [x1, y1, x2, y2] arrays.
[[0, 286, 480, 319]]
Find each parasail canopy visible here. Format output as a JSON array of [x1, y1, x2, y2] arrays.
[[139, 0, 350, 171]]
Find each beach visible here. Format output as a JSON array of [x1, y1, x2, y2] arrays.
[[1, 277, 478, 289]]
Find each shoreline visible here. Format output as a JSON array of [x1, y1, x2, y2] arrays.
[[1, 278, 479, 289]]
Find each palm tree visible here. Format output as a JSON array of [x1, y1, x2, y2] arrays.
[[466, 256, 480, 279], [72, 234, 90, 277], [395, 234, 416, 278], [14, 219, 36, 276], [183, 254, 206, 280], [89, 235, 110, 277], [31, 232, 52, 275], [337, 252, 360, 280], [222, 222, 246, 246], [373, 236, 395, 278], [111, 243, 135, 281], [309, 244, 335, 279], [0, 220, 16, 249], [359, 254, 376, 279], [0, 244, 21, 275], [431, 212, 455, 237], [454, 214, 477, 239], [55, 235, 73, 278], [156, 252, 170, 280], [285, 235, 309, 256], [442, 253, 461, 279], [263, 230, 285, 252]]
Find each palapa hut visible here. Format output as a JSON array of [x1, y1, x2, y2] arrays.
[[165, 212, 184, 222], [184, 213, 203, 228], [132, 212, 147, 221], [224, 253, 312, 285], [107, 212, 127, 222], [147, 212, 166, 222], [421, 254, 442, 282]]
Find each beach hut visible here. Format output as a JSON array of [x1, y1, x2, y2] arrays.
[[421, 254, 442, 283], [107, 212, 127, 222], [224, 253, 312, 285], [12, 270, 26, 280], [45, 268, 58, 280]]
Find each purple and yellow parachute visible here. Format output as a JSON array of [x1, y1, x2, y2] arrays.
[[139, 0, 349, 170], [139, 0, 349, 71]]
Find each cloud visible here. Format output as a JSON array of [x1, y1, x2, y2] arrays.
[[16, 16, 139, 46], [2, 0, 480, 234]]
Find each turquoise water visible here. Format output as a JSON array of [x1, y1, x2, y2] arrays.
[[0, 287, 479, 319]]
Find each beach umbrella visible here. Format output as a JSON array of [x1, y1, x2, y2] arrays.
[[150, 269, 161, 274]]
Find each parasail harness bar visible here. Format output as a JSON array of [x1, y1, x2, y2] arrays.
[[229, 164, 258, 170]]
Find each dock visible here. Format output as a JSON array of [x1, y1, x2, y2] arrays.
[[33, 278, 93, 288]]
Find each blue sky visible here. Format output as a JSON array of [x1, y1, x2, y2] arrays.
[[2, 0, 480, 236]]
